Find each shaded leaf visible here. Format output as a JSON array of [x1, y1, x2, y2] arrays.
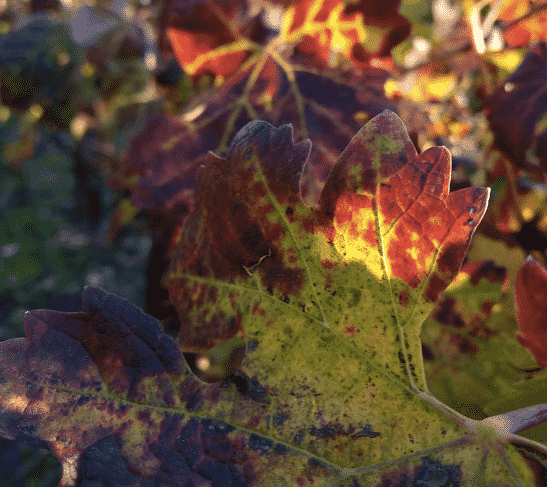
[[515, 255, 547, 368], [108, 53, 395, 218], [486, 42, 547, 171], [107, 111, 202, 218], [422, 260, 530, 419]]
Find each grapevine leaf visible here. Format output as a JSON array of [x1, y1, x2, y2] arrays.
[[515, 255, 547, 368], [5, 113, 547, 486], [107, 112, 203, 217], [163, 0, 409, 81], [110, 0, 418, 225], [167, 109, 489, 385], [280, 0, 409, 67], [162, 0, 268, 79], [422, 260, 531, 419], [108, 55, 396, 217], [486, 42, 547, 172]]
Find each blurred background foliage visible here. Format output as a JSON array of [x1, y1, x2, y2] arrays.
[[0, 1, 173, 483], [0, 0, 166, 343]]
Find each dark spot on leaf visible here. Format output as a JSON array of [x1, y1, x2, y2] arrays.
[[398, 290, 410, 307], [351, 425, 381, 439], [435, 297, 464, 328], [176, 419, 202, 466], [249, 434, 273, 454], [285, 207, 293, 215], [398, 351, 405, 365], [77, 395, 91, 407], [137, 410, 151, 423], [280, 295, 290, 303], [293, 431, 304, 444], [468, 260, 506, 285], [273, 413, 287, 426], [274, 443, 288, 454], [186, 390, 203, 411], [222, 371, 268, 401], [310, 424, 336, 439], [201, 419, 235, 436], [414, 456, 461, 487], [459, 338, 479, 355], [80, 436, 142, 486]]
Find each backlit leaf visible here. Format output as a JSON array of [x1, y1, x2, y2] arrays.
[[500, 0, 547, 48]]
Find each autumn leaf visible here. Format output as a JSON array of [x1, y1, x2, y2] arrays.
[[112, 0, 412, 224], [486, 42, 547, 172], [499, 0, 547, 47], [167, 110, 489, 373], [515, 255, 547, 368], [3, 112, 547, 486], [422, 260, 534, 419], [163, 0, 409, 81], [162, 0, 266, 80]]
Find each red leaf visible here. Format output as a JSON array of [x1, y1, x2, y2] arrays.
[[162, 0, 266, 79], [515, 255, 547, 367]]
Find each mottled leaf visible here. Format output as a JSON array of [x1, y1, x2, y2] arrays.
[[422, 260, 531, 419], [163, 0, 408, 81], [161, 112, 541, 482], [5, 114, 547, 486], [108, 0, 421, 252]]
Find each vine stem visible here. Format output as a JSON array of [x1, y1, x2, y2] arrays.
[[486, 403, 547, 436]]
